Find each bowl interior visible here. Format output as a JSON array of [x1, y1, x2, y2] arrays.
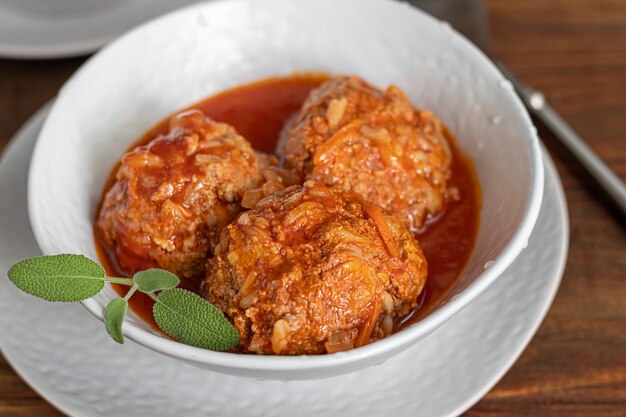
[[28, 0, 542, 377]]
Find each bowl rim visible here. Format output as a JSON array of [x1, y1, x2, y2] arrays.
[[28, 0, 544, 372]]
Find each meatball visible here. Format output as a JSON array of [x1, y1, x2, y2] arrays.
[[97, 110, 263, 281], [206, 181, 428, 355], [283, 76, 452, 231]]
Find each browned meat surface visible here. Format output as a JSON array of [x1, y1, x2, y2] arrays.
[[206, 181, 428, 355], [283, 76, 452, 231], [97, 110, 263, 281], [240, 156, 302, 209]]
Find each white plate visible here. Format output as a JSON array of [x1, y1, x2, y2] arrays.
[[0, 104, 567, 416], [0, 0, 206, 59]]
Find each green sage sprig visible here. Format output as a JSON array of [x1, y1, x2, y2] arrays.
[[7, 254, 239, 351]]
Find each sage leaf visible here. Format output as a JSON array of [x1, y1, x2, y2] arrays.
[[153, 288, 239, 351], [134, 269, 180, 294], [7, 254, 105, 302], [104, 298, 128, 344]]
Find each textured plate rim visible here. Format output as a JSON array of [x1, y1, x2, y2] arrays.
[[0, 101, 79, 417]]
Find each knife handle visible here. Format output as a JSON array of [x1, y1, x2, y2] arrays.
[[495, 61, 626, 215]]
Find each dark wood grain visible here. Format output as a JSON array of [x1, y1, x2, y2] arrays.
[[465, 0, 626, 416], [0, 0, 625, 415], [0, 57, 86, 155]]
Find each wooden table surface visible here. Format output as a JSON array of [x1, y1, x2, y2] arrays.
[[1, 0, 625, 415]]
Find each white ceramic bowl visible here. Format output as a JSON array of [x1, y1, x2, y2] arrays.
[[28, 0, 543, 380]]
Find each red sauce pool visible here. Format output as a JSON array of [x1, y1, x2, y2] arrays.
[[94, 73, 481, 332]]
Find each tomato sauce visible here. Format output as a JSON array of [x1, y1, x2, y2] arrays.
[[94, 73, 481, 332]]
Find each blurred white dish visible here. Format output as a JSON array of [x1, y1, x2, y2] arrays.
[[28, 0, 543, 379], [0, 102, 567, 417], [1, 0, 122, 17], [0, 0, 208, 59]]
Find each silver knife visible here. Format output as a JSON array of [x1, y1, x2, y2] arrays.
[[404, 0, 626, 215]]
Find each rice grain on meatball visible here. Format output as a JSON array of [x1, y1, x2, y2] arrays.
[[206, 181, 428, 355]]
